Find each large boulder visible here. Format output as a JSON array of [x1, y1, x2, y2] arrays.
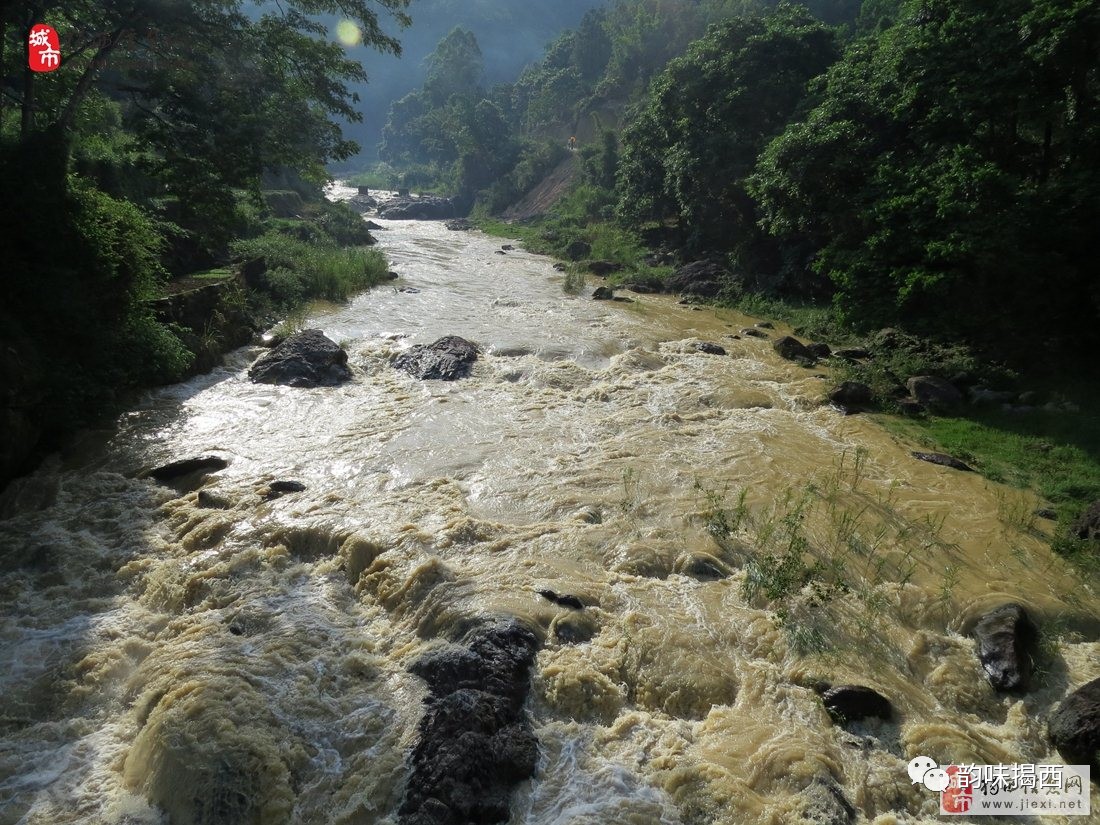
[[378, 196, 456, 220], [1071, 500, 1100, 541], [906, 375, 963, 411], [346, 193, 378, 213], [666, 260, 727, 298], [248, 329, 352, 388], [829, 381, 873, 412], [394, 336, 479, 381], [971, 604, 1038, 692], [1049, 677, 1100, 774], [773, 336, 812, 362], [401, 621, 541, 825]]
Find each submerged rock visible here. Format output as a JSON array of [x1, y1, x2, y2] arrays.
[[393, 336, 479, 381], [911, 451, 973, 472], [1049, 677, 1100, 774], [538, 589, 584, 610], [248, 329, 352, 388], [971, 603, 1038, 692], [740, 327, 770, 339], [145, 455, 229, 482], [694, 341, 727, 356], [263, 480, 306, 501], [801, 778, 856, 825], [821, 685, 893, 724], [401, 620, 541, 825], [445, 218, 473, 231]]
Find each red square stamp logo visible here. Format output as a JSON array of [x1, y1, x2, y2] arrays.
[[28, 24, 61, 73]]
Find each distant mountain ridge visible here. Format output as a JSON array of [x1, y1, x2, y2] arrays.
[[314, 0, 608, 163]]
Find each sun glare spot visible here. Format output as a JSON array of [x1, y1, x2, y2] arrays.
[[335, 19, 361, 47]]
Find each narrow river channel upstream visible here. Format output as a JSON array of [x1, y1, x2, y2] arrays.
[[1, 184, 1098, 825]]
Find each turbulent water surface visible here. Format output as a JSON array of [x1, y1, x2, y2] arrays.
[[1, 184, 1098, 824]]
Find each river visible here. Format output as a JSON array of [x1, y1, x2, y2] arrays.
[[1, 184, 1097, 824]]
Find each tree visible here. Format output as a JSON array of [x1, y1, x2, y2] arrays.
[[617, 4, 839, 270], [424, 26, 484, 104], [751, 0, 1100, 345]]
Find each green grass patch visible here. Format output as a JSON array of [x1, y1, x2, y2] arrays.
[[191, 267, 234, 281], [230, 230, 388, 308], [879, 409, 1100, 515]]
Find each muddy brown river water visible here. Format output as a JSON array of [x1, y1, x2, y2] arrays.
[[1, 184, 1098, 824]]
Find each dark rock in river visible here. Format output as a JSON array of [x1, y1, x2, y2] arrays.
[[911, 451, 973, 472], [694, 342, 727, 356], [906, 375, 963, 411], [264, 480, 306, 501], [347, 193, 378, 213], [821, 685, 893, 724], [564, 240, 592, 261], [667, 260, 727, 298], [378, 195, 456, 220], [829, 381, 873, 412], [363, 220, 385, 230], [393, 336, 479, 381], [834, 347, 871, 361], [538, 589, 584, 610], [501, 244, 515, 251], [552, 262, 567, 272], [146, 455, 229, 482], [622, 282, 658, 294], [802, 778, 856, 825], [248, 329, 352, 388], [807, 342, 832, 359], [592, 287, 614, 301], [1049, 677, 1100, 774], [773, 335, 812, 361], [971, 603, 1038, 692], [1071, 500, 1100, 541], [740, 328, 769, 339], [401, 620, 541, 825], [445, 218, 473, 231]]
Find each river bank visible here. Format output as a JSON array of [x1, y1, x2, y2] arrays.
[[474, 216, 1100, 578], [1, 201, 1098, 823]]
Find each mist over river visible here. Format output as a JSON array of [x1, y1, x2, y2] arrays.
[[1, 183, 1097, 825]]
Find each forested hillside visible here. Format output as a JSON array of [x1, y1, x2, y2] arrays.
[[337, 0, 607, 163], [378, 0, 1098, 357], [0, 0, 407, 485]]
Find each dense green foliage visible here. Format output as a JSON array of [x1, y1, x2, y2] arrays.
[[0, 0, 406, 479], [617, 8, 838, 265], [752, 0, 1100, 343]]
